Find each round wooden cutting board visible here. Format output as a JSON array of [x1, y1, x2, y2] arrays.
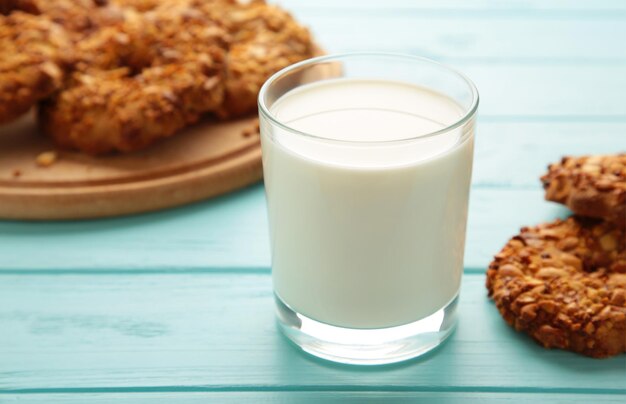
[[0, 111, 263, 220]]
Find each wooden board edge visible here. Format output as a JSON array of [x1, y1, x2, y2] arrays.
[[0, 148, 263, 220]]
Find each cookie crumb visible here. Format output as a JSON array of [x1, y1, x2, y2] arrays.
[[242, 120, 260, 138], [36, 151, 58, 167], [12, 169, 21, 178], [241, 127, 257, 138]]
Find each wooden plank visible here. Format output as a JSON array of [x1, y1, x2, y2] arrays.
[[473, 122, 625, 188], [1, 392, 625, 403], [0, 184, 269, 271], [287, 13, 626, 61], [280, 0, 626, 12], [455, 64, 626, 118], [0, 273, 624, 393], [0, 187, 568, 272]]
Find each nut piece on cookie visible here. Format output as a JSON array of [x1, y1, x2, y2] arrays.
[[541, 154, 626, 223], [486, 216, 626, 358]]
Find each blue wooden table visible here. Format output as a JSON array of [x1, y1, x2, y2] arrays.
[[1, 1, 625, 402]]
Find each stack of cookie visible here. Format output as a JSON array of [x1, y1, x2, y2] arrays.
[[486, 154, 626, 358]]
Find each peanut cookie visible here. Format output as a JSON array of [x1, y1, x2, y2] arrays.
[[486, 216, 626, 358], [541, 154, 626, 223]]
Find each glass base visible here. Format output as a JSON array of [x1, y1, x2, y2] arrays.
[[275, 293, 458, 365]]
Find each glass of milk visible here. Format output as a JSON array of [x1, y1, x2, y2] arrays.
[[258, 53, 478, 365]]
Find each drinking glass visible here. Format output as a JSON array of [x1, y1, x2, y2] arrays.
[[258, 53, 478, 365]]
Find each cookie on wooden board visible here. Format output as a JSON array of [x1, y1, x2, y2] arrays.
[[541, 154, 626, 223], [486, 216, 626, 358]]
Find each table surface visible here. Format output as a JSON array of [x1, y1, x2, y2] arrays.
[[1, 0, 625, 402]]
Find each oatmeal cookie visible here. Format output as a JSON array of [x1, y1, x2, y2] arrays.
[[38, 4, 229, 154], [486, 216, 626, 358], [0, 12, 71, 123], [541, 154, 626, 223]]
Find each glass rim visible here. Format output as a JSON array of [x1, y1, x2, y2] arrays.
[[257, 52, 479, 144]]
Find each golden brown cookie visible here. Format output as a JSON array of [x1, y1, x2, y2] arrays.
[[541, 154, 626, 223], [0, 12, 71, 123], [197, 0, 316, 119], [486, 216, 626, 358], [0, 0, 121, 34], [38, 3, 229, 154], [111, 0, 316, 118], [2, 0, 314, 154]]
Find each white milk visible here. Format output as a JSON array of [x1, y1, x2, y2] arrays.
[[261, 78, 475, 329]]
